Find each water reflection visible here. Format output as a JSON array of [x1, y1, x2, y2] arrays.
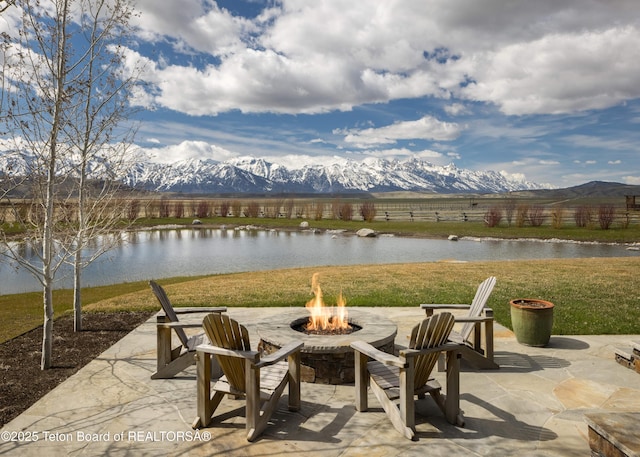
[[0, 227, 635, 295]]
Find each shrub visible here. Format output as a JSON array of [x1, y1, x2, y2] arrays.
[[245, 201, 260, 218], [331, 199, 341, 219], [340, 203, 353, 221], [314, 202, 324, 220], [484, 206, 502, 227], [173, 201, 184, 218], [284, 199, 295, 219], [515, 204, 529, 227], [504, 199, 516, 227], [126, 199, 140, 221], [158, 197, 171, 218], [219, 201, 231, 217], [598, 204, 615, 230], [574, 205, 592, 228], [528, 205, 545, 227], [551, 206, 564, 229], [195, 200, 210, 218], [231, 200, 242, 217], [360, 202, 376, 222]]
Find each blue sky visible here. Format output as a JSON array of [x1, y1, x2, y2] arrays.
[[5, 0, 640, 188]]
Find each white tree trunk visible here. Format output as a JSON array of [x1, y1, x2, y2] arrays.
[[73, 253, 82, 332]]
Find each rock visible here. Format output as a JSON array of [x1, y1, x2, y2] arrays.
[[356, 228, 376, 237], [300, 221, 310, 228], [192, 219, 202, 225], [448, 234, 458, 241]]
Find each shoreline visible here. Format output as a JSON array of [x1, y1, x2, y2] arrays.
[[138, 221, 640, 247]]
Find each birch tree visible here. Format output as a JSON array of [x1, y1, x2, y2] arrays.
[[63, 0, 141, 331], [0, 0, 141, 367]]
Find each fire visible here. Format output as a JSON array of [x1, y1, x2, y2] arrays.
[[305, 273, 349, 332]]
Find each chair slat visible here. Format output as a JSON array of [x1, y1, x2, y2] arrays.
[[459, 277, 495, 341], [196, 313, 302, 442]]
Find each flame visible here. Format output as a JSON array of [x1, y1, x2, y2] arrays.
[[305, 273, 349, 332]]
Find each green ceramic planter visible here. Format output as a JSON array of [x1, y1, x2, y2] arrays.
[[510, 298, 554, 347]]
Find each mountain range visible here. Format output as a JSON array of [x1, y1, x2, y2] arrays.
[[119, 156, 550, 194]]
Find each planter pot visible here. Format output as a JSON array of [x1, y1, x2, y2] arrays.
[[510, 298, 554, 347]]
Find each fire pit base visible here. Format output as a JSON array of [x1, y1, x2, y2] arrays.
[[257, 309, 397, 385]]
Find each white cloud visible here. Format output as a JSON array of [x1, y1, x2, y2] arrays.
[[563, 134, 638, 151], [131, 0, 254, 56], [500, 170, 528, 183], [358, 148, 445, 162], [342, 116, 462, 148], [129, 1, 640, 117], [623, 176, 640, 185], [444, 103, 470, 116], [461, 26, 640, 115], [141, 140, 237, 164]]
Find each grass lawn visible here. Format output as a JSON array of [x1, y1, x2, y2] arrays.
[[2, 257, 639, 343]]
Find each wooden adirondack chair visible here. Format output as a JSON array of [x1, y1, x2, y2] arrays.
[[192, 313, 303, 442], [420, 276, 498, 369], [351, 312, 463, 440], [149, 280, 226, 379]]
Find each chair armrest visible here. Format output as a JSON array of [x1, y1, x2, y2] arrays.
[[256, 341, 304, 368], [172, 307, 227, 314], [196, 344, 260, 362], [401, 342, 461, 359], [420, 304, 470, 310], [454, 316, 493, 323], [156, 322, 203, 329], [351, 341, 405, 368]]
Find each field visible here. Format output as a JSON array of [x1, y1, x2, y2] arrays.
[[2, 190, 640, 343]]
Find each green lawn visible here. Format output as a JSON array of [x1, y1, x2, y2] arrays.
[[2, 257, 639, 343]]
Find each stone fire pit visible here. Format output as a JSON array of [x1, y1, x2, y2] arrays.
[[257, 308, 397, 384]]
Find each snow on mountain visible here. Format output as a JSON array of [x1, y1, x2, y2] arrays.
[[122, 156, 547, 193], [0, 153, 549, 194]]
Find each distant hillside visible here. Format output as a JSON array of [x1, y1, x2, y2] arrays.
[[510, 181, 640, 199]]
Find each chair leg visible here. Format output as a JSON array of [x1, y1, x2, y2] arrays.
[[484, 318, 494, 364], [193, 350, 209, 429], [445, 351, 464, 427], [369, 379, 415, 440], [156, 316, 172, 371], [399, 359, 415, 436], [354, 350, 369, 412], [288, 351, 301, 411]]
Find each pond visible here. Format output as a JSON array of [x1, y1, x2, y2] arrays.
[[0, 226, 637, 295]]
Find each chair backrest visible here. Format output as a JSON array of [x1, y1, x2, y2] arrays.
[[202, 313, 252, 392], [409, 312, 455, 388], [149, 280, 190, 348], [459, 276, 496, 342]]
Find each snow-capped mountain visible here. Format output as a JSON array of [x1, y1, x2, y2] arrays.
[[121, 156, 547, 193], [0, 153, 548, 194]]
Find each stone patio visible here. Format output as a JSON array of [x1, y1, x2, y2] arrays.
[[1, 307, 639, 457]]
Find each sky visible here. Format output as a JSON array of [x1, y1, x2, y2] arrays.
[[6, 0, 640, 189]]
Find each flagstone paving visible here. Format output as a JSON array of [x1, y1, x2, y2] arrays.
[[1, 307, 639, 456]]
